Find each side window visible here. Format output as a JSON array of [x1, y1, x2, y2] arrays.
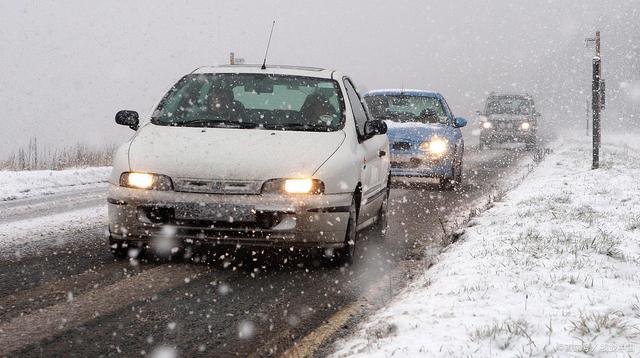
[[343, 79, 368, 138], [440, 98, 453, 119]]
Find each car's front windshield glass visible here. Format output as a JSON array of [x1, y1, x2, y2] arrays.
[[151, 73, 344, 131], [364, 95, 448, 124], [485, 96, 533, 115]]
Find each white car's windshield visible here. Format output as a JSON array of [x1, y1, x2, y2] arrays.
[[151, 73, 345, 131], [365, 95, 448, 124]]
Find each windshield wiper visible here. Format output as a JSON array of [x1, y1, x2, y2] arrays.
[[263, 123, 332, 132], [172, 119, 258, 128]]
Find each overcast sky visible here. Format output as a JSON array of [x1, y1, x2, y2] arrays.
[[1, 0, 638, 157]]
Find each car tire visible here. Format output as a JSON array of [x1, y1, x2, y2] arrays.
[[525, 136, 537, 151], [109, 236, 140, 260], [479, 136, 489, 150], [455, 159, 463, 187], [336, 198, 358, 265], [439, 157, 462, 191], [374, 182, 390, 237]]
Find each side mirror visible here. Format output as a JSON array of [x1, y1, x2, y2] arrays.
[[115, 110, 139, 130], [453, 117, 467, 128], [475, 110, 483, 116], [364, 120, 387, 136]]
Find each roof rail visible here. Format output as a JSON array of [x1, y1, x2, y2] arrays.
[[488, 91, 532, 97], [192, 64, 328, 72]]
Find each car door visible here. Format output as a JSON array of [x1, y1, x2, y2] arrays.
[[343, 78, 388, 225], [440, 96, 463, 160]]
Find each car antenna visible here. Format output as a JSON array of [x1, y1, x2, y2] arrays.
[[261, 20, 276, 70]]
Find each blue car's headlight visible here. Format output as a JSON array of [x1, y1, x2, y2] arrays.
[[419, 137, 449, 157]]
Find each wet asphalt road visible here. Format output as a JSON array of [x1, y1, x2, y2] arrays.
[[0, 146, 532, 357]]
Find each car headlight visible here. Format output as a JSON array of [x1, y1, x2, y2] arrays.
[[482, 121, 493, 129], [419, 137, 449, 156], [520, 122, 531, 130], [261, 178, 325, 194], [119, 172, 174, 190]]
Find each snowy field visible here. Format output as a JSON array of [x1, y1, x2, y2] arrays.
[[333, 132, 640, 357], [0, 167, 110, 201]]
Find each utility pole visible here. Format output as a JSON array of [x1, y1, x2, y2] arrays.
[[586, 31, 604, 169], [585, 98, 590, 137]]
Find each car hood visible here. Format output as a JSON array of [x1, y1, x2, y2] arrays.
[[127, 125, 345, 180], [385, 121, 453, 143]]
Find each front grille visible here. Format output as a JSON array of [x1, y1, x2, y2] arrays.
[[496, 122, 514, 130], [136, 205, 286, 230], [173, 179, 262, 194], [392, 142, 412, 151]]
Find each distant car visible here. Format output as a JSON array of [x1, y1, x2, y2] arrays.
[[477, 92, 540, 150], [364, 90, 467, 190], [108, 65, 390, 264]]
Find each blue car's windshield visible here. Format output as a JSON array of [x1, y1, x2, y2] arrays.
[[365, 95, 448, 124]]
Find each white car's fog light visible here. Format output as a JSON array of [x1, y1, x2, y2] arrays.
[[482, 121, 493, 129], [521, 122, 531, 130]]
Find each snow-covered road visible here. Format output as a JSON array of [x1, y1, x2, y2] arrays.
[[0, 146, 537, 357]]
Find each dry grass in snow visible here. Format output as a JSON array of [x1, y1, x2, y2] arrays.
[[333, 132, 640, 357]]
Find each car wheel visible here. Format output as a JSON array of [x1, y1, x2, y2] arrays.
[[525, 137, 537, 151], [109, 237, 141, 260], [337, 198, 358, 265], [374, 182, 390, 237], [439, 171, 455, 191], [455, 159, 463, 187], [439, 157, 461, 191], [479, 136, 489, 150]]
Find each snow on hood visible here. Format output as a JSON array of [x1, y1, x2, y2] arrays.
[[128, 124, 345, 180], [385, 120, 453, 142]]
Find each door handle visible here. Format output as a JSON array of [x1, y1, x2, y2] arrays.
[[378, 150, 386, 157]]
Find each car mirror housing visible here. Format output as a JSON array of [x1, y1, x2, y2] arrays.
[[115, 110, 139, 130], [364, 120, 387, 136], [453, 117, 467, 128]]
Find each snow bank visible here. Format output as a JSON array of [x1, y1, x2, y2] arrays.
[[0, 167, 111, 201], [333, 132, 640, 357], [0, 206, 107, 257]]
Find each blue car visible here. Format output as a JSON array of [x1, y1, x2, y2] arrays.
[[364, 89, 467, 190]]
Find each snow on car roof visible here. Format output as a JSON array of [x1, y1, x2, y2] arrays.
[[488, 91, 533, 98], [191, 64, 336, 79], [364, 89, 441, 98]]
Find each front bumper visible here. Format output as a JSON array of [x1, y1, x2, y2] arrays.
[[481, 128, 536, 143], [107, 184, 352, 248], [389, 152, 453, 178]]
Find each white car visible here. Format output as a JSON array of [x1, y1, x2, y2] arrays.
[[108, 65, 390, 263]]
